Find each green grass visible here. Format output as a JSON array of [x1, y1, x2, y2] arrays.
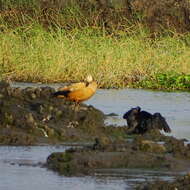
[[0, 1, 190, 90], [0, 24, 190, 90]]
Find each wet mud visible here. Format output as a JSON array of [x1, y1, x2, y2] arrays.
[[0, 81, 124, 145], [46, 129, 190, 177], [1, 80, 190, 188]]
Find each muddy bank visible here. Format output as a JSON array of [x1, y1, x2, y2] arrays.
[[0, 81, 126, 145], [137, 172, 190, 190], [45, 130, 190, 176]]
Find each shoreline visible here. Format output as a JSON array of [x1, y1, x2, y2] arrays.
[[6, 80, 190, 93]]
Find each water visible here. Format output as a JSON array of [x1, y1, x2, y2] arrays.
[[86, 88, 190, 140], [2, 82, 189, 190], [0, 146, 183, 190]]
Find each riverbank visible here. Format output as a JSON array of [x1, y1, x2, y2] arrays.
[[45, 130, 190, 176], [0, 1, 190, 90], [1, 80, 190, 188], [0, 81, 127, 145]]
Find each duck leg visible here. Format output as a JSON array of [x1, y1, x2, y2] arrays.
[[74, 101, 80, 112]]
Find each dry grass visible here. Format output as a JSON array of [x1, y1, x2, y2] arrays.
[[0, 23, 190, 88]]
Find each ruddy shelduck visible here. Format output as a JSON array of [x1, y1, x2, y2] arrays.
[[53, 75, 97, 103]]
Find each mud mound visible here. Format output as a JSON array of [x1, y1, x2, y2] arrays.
[[46, 130, 190, 176], [0, 81, 110, 145]]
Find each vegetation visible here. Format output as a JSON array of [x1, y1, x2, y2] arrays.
[[0, 0, 190, 90]]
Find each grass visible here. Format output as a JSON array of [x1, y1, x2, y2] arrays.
[[0, 24, 190, 89], [0, 1, 190, 90]]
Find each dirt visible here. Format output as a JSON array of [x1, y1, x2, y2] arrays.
[[1, 80, 190, 187], [0, 81, 125, 145], [45, 129, 190, 176]]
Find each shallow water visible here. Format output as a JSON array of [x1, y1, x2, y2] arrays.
[[2, 82, 189, 190], [0, 146, 184, 190], [86, 88, 190, 140]]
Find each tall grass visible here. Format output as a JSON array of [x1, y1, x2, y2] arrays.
[[0, 24, 190, 89], [0, 1, 190, 90], [0, 0, 39, 8]]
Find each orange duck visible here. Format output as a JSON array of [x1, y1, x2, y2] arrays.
[[53, 75, 97, 104]]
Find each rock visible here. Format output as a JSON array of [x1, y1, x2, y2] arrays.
[[48, 106, 54, 112], [31, 93, 37, 99], [139, 140, 166, 153], [0, 93, 4, 99], [4, 113, 14, 125], [55, 110, 63, 118], [46, 152, 73, 176], [25, 113, 36, 127], [0, 129, 36, 145]]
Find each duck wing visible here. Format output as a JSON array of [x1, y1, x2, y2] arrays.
[[58, 82, 86, 91], [53, 90, 71, 98], [152, 113, 171, 133], [67, 87, 95, 102], [54, 82, 86, 98]]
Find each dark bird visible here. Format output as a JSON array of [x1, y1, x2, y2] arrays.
[[123, 106, 171, 134], [92, 138, 102, 150], [149, 113, 171, 133]]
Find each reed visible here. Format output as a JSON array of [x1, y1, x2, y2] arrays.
[[0, 25, 190, 90], [0, 1, 190, 90]]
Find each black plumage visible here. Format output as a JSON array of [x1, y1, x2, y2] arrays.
[[123, 106, 171, 134]]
